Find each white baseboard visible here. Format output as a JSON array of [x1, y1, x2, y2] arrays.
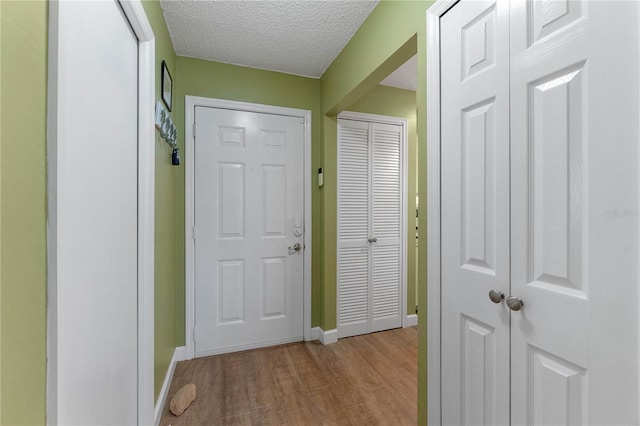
[[311, 327, 321, 341], [405, 314, 418, 327], [321, 329, 338, 345], [154, 346, 186, 426], [311, 327, 338, 345]]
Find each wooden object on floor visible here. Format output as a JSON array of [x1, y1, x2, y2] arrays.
[[160, 326, 417, 426], [170, 383, 197, 416]]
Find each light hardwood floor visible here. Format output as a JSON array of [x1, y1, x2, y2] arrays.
[[160, 326, 417, 426]]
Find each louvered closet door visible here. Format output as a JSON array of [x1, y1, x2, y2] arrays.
[[371, 122, 402, 332], [337, 119, 371, 338], [337, 118, 403, 339]]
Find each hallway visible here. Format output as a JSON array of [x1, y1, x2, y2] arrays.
[[160, 327, 417, 425]]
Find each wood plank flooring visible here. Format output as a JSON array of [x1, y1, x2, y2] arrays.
[[160, 326, 417, 426]]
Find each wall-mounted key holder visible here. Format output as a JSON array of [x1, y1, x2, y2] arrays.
[[155, 101, 179, 166]]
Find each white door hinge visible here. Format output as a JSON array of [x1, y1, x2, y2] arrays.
[[193, 326, 197, 342], [193, 122, 196, 139], [192, 226, 197, 240]]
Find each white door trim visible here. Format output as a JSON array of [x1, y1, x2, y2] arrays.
[[184, 96, 312, 360], [336, 110, 409, 331], [425, 1, 461, 425], [46, 1, 155, 424]]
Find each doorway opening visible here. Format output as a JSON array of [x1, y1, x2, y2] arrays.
[[335, 52, 418, 339]]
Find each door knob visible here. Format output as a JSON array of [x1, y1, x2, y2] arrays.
[[506, 296, 523, 311], [488, 290, 504, 304], [368, 237, 377, 243], [288, 243, 301, 252]]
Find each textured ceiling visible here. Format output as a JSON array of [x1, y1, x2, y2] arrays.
[[380, 55, 417, 92], [160, 0, 379, 78]]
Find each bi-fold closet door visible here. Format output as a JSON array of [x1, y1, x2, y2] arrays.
[[440, 0, 640, 424], [337, 117, 404, 339]]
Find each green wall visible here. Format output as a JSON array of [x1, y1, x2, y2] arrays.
[[0, 1, 48, 424], [318, 2, 433, 423], [174, 57, 324, 341], [140, 0, 181, 402], [347, 84, 417, 315]]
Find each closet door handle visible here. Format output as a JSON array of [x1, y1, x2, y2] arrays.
[[371, 237, 377, 243], [488, 290, 504, 304], [506, 296, 524, 311]]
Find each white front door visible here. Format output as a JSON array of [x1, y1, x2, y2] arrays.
[[440, 0, 640, 424], [440, 1, 511, 423], [194, 106, 305, 357]]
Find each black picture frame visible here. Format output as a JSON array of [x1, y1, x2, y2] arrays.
[[161, 60, 172, 112]]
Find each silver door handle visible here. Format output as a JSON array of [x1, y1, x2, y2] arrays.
[[488, 290, 504, 304], [506, 296, 523, 311], [368, 237, 378, 243], [288, 243, 302, 252]]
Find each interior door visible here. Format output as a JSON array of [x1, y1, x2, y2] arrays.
[[194, 106, 304, 357], [337, 119, 371, 338], [440, 1, 511, 424], [337, 118, 404, 339], [441, 0, 640, 424], [509, 1, 640, 424], [52, 0, 139, 423], [370, 122, 403, 332]]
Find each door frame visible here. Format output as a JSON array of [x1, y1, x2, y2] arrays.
[[47, 0, 155, 424], [336, 110, 409, 335], [425, 1, 462, 425], [184, 96, 313, 360]]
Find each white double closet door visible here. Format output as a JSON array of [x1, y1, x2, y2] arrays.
[[441, 0, 640, 424], [337, 116, 405, 339]]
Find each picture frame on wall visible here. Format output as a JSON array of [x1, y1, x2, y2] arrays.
[[161, 60, 172, 112]]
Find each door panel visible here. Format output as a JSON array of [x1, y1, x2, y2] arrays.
[[338, 119, 371, 337], [441, 1, 510, 424], [371, 122, 402, 332], [510, 0, 640, 424], [53, 1, 139, 423], [461, 316, 497, 425], [194, 107, 304, 356]]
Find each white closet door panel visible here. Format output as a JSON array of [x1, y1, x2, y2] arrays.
[[338, 119, 371, 337], [338, 120, 370, 246], [372, 123, 401, 242], [441, 1, 511, 425], [54, 1, 139, 422], [371, 122, 402, 331], [371, 245, 401, 331], [338, 247, 370, 337], [510, 1, 640, 424]]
